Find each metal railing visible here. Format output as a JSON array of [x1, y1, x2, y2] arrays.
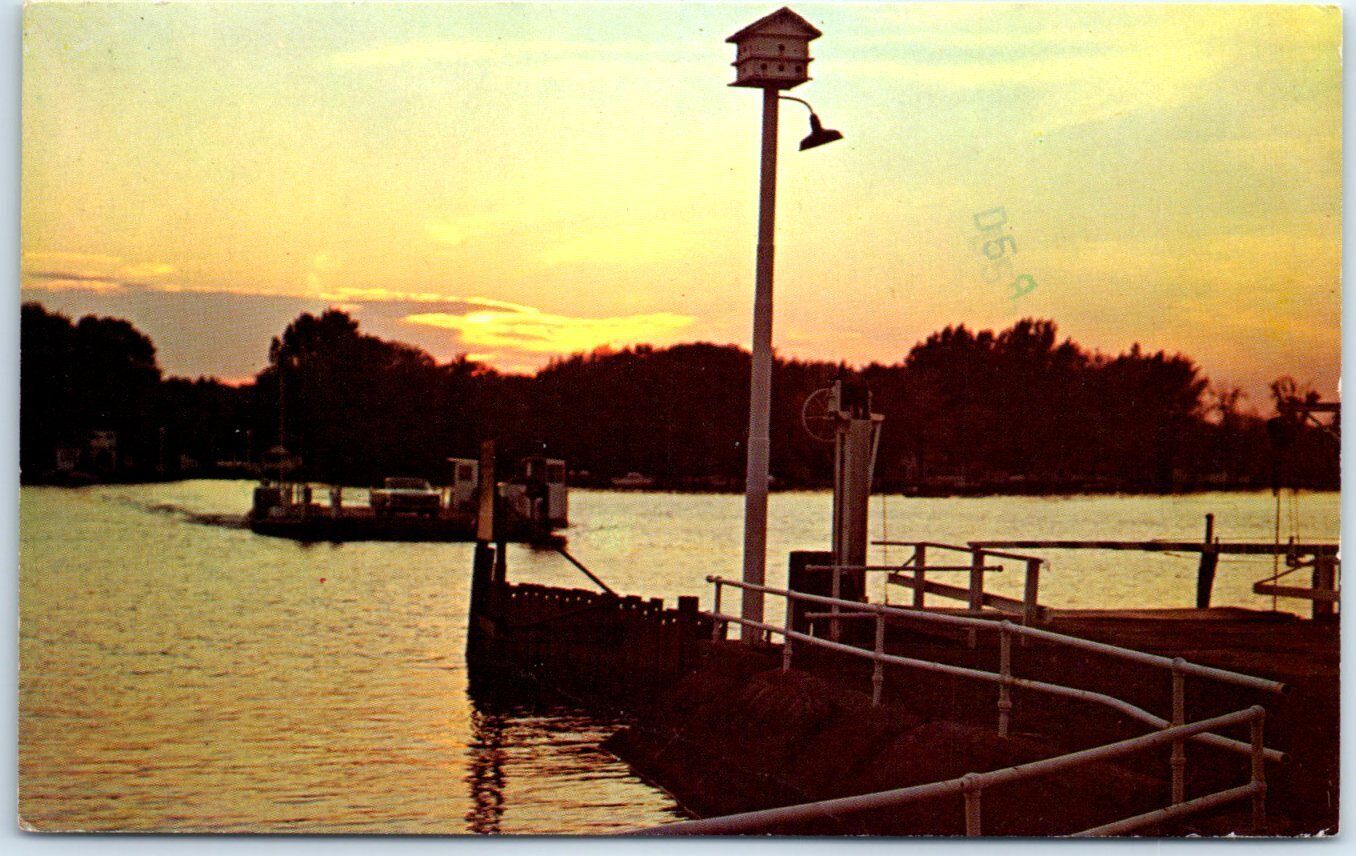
[[637, 576, 1287, 836], [702, 575, 1285, 803], [871, 540, 1047, 628], [631, 706, 1269, 836]]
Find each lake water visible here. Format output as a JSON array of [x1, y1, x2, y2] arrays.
[[18, 481, 1338, 832]]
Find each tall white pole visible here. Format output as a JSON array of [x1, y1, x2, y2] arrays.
[[741, 86, 779, 641]]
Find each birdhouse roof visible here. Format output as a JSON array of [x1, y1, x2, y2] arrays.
[[726, 7, 822, 44]]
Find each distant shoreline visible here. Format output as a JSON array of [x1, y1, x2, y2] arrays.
[[19, 471, 1338, 499]]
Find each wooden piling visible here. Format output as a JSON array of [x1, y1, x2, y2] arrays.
[[1195, 514, 1219, 609]]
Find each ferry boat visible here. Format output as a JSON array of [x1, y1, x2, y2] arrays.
[[247, 452, 567, 543]]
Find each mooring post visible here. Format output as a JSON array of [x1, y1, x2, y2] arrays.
[[1170, 659, 1186, 805], [1250, 709, 1268, 833], [494, 497, 508, 587], [470, 541, 491, 606], [998, 622, 1012, 737], [1195, 513, 1219, 609]]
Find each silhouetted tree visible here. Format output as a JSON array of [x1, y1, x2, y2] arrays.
[[19, 301, 1339, 491], [21, 302, 163, 479]]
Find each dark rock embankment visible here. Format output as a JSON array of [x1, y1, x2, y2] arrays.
[[469, 580, 1333, 835], [605, 642, 1173, 835]]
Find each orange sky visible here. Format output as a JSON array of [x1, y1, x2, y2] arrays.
[[21, 2, 1341, 407]]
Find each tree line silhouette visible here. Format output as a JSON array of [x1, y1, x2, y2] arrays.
[[21, 301, 1337, 492]]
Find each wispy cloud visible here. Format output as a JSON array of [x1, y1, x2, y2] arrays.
[[22, 252, 177, 293], [22, 254, 700, 373], [405, 300, 695, 356]]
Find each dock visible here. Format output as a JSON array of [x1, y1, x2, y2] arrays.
[[464, 531, 1338, 835]]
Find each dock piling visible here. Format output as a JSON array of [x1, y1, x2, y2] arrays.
[[1195, 514, 1219, 609]]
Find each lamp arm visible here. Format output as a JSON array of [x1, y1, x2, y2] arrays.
[[778, 95, 817, 116]]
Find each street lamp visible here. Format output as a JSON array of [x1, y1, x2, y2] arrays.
[[780, 96, 844, 150], [727, 7, 842, 641]]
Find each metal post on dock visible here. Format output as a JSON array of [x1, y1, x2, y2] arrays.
[[968, 548, 985, 611], [711, 580, 725, 642], [1022, 558, 1041, 639], [782, 594, 795, 672], [1196, 513, 1219, 609]]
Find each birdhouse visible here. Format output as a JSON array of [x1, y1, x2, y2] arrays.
[[727, 7, 822, 90]]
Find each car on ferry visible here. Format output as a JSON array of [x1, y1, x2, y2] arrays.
[[370, 477, 442, 518]]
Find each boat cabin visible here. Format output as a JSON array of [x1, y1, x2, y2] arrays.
[[503, 456, 568, 528]]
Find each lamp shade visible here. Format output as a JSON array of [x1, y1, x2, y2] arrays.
[[800, 113, 843, 151]]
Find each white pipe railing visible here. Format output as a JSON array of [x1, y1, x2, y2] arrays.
[[628, 706, 1268, 836], [866, 540, 1048, 629], [705, 576, 1286, 767]]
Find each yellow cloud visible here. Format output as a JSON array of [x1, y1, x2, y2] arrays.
[[405, 303, 695, 355], [120, 261, 176, 278]]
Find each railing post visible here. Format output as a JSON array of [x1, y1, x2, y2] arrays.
[[1170, 659, 1186, 805], [967, 548, 984, 648], [830, 565, 843, 642], [871, 609, 885, 706], [1251, 708, 1267, 833], [711, 580, 725, 642], [962, 774, 982, 836], [1022, 559, 1041, 641], [998, 622, 1012, 737], [968, 548, 985, 611], [782, 591, 794, 672], [913, 543, 926, 609]]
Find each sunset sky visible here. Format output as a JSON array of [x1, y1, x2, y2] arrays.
[[21, 2, 1341, 407]]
